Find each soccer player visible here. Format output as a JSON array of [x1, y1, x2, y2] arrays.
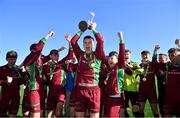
[[163, 48, 180, 117], [123, 49, 143, 117], [0, 50, 26, 117], [155, 53, 168, 116], [98, 60, 109, 117], [42, 34, 73, 117], [138, 45, 160, 117], [70, 22, 106, 117], [103, 32, 126, 117], [64, 55, 77, 117], [20, 31, 54, 118]]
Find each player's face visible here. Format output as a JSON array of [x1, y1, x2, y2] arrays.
[[141, 53, 150, 62], [169, 51, 178, 62], [7, 58, 17, 66], [125, 52, 131, 60], [158, 55, 167, 63], [50, 53, 59, 62], [83, 38, 94, 54], [108, 55, 118, 68]]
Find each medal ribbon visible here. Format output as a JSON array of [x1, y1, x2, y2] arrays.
[[49, 63, 56, 81], [142, 61, 150, 78], [83, 52, 95, 68], [164, 62, 169, 84], [37, 60, 42, 78]]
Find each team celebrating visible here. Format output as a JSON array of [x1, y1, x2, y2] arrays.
[[0, 21, 180, 118]]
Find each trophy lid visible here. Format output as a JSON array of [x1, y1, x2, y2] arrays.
[[79, 21, 88, 32]]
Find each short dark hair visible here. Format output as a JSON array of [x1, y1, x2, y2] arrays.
[[83, 35, 94, 42], [109, 51, 118, 58], [125, 49, 131, 53], [159, 53, 167, 56], [30, 43, 37, 51], [50, 49, 59, 55], [168, 48, 180, 54], [141, 50, 150, 55], [6, 50, 17, 59]]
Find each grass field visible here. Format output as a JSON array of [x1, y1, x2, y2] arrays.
[[127, 101, 155, 117]]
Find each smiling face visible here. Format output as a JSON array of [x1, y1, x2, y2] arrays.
[[7, 58, 17, 67], [108, 55, 118, 68], [141, 53, 150, 62], [50, 53, 59, 62], [168, 48, 180, 62], [169, 52, 178, 62], [108, 51, 118, 68], [83, 38, 94, 54], [125, 51, 131, 63], [158, 54, 168, 63], [6, 51, 17, 67]]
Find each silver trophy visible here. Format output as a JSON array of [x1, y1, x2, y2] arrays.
[[90, 12, 95, 23]]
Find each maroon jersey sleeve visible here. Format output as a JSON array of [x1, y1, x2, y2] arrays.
[[118, 43, 125, 69], [0, 80, 6, 85], [71, 63, 78, 72], [155, 62, 167, 77], [42, 64, 50, 85], [41, 55, 51, 64], [19, 71, 29, 84], [125, 65, 133, 75], [94, 33, 106, 62], [64, 63, 78, 72], [57, 47, 74, 67], [23, 39, 46, 67], [0, 66, 7, 85], [70, 34, 83, 61], [152, 53, 158, 66]]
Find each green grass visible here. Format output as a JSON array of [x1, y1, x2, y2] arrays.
[[127, 100, 155, 117]]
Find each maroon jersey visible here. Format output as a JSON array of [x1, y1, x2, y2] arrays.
[[98, 62, 109, 106], [0, 65, 25, 94], [106, 43, 125, 96], [71, 32, 106, 86], [0, 65, 26, 115], [43, 48, 73, 88], [22, 38, 50, 91], [155, 62, 167, 94], [139, 56, 157, 91], [164, 64, 180, 104]]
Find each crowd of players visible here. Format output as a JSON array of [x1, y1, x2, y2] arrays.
[[0, 21, 180, 118]]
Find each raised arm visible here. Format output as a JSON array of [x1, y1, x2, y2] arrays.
[[57, 46, 67, 52], [89, 22, 106, 61], [41, 54, 51, 64], [22, 31, 54, 67], [152, 45, 160, 65], [70, 30, 83, 61], [117, 32, 125, 69], [0, 68, 7, 85], [57, 34, 74, 66]]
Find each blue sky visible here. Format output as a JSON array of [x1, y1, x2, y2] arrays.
[[0, 0, 179, 65]]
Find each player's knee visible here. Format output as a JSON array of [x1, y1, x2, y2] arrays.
[[132, 105, 139, 112]]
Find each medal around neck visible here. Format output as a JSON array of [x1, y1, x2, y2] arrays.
[[142, 77, 147, 81], [88, 60, 95, 68]]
